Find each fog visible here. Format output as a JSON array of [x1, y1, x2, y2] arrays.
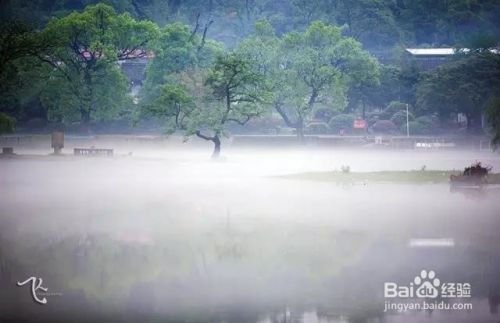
[[1, 137, 500, 322]]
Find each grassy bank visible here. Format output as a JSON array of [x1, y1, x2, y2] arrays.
[[281, 170, 500, 184]]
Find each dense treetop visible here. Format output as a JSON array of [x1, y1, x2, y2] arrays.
[[2, 0, 499, 49], [1, 1, 500, 149]]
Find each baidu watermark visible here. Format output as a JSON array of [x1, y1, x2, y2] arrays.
[[383, 269, 472, 312]]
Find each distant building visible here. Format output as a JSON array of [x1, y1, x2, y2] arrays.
[[117, 49, 154, 85], [117, 50, 154, 101], [404, 47, 499, 69], [118, 58, 149, 85], [369, 48, 455, 68], [404, 48, 455, 69]]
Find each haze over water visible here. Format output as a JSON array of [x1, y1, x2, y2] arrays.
[[1, 140, 500, 322]]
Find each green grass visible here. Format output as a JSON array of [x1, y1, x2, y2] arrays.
[[281, 170, 500, 184]]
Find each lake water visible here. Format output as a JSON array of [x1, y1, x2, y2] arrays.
[[1, 145, 499, 322]]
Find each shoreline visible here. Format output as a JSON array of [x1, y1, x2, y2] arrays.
[[280, 170, 500, 184]]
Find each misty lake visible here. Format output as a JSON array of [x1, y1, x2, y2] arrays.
[[1, 145, 500, 323]]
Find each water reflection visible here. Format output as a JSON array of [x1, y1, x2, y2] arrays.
[[1, 227, 499, 322], [449, 185, 500, 200], [1, 153, 500, 322]]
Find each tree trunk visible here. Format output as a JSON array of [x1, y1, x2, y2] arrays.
[[81, 109, 91, 125], [274, 102, 307, 143], [196, 131, 222, 159], [82, 69, 93, 126], [466, 111, 484, 134], [211, 135, 221, 159], [80, 108, 91, 134], [296, 116, 305, 143], [296, 126, 305, 142], [466, 112, 477, 133]]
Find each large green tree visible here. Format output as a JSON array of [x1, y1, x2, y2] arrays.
[[145, 53, 266, 158], [35, 4, 159, 126], [140, 21, 223, 104], [239, 21, 379, 139], [0, 21, 54, 122], [346, 64, 400, 117]]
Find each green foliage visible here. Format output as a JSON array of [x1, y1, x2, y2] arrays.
[[2, 0, 500, 138], [0, 21, 53, 121], [381, 101, 407, 119], [366, 111, 381, 127], [254, 19, 275, 37], [244, 114, 283, 133], [42, 4, 159, 63], [345, 48, 381, 116], [202, 52, 267, 135], [206, 54, 263, 107], [333, 0, 401, 48], [403, 115, 440, 135], [37, 4, 159, 124], [458, 31, 500, 52], [141, 22, 224, 104], [284, 170, 469, 183], [415, 115, 440, 128], [0, 21, 39, 71], [329, 114, 356, 133], [40, 63, 131, 123], [367, 64, 402, 108], [397, 0, 500, 46], [145, 52, 266, 156], [404, 121, 427, 135], [2, 0, 499, 50], [0, 61, 24, 118], [390, 110, 414, 127], [143, 83, 194, 134], [417, 52, 500, 131], [372, 119, 396, 133], [313, 106, 337, 122], [237, 20, 377, 139], [283, 21, 378, 134], [144, 23, 196, 87], [235, 19, 280, 89], [0, 112, 15, 134], [305, 121, 329, 134]]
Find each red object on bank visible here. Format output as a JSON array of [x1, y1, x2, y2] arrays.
[[353, 119, 367, 129]]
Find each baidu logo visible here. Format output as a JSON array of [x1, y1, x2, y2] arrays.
[[414, 269, 441, 298], [384, 269, 471, 299], [383, 269, 473, 312]]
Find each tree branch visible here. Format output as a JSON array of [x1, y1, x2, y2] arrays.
[[274, 101, 297, 128], [189, 13, 201, 42], [195, 130, 215, 141], [197, 19, 214, 52], [227, 115, 252, 125]]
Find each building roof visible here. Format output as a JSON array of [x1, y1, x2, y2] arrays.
[[405, 48, 455, 56], [406, 47, 499, 56]]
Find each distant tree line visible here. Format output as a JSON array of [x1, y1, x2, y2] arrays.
[[1, 2, 500, 153], [2, 0, 500, 49]]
